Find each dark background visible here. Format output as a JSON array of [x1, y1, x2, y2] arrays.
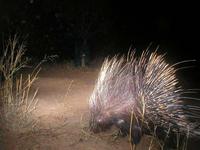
[[0, 0, 199, 86]]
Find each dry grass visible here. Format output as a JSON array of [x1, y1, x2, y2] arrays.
[[0, 35, 40, 148]]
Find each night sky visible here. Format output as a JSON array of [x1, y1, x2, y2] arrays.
[[0, 1, 199, 79]]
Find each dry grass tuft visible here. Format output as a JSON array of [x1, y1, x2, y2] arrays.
[[0, 35, 40, 148]]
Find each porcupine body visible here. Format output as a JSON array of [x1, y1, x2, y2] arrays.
[[89, 50, 200, 148]]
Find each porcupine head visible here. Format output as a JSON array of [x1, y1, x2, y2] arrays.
[[89, 94, 143, 144], [88, 55, 145, 144]]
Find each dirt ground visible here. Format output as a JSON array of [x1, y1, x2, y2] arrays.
[[9, 64, 158, 150]]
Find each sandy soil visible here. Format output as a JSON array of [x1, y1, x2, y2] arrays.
[[8, 64, 158, 150]]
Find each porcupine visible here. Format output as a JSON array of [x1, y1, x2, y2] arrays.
[[88, 50, 200, 148]]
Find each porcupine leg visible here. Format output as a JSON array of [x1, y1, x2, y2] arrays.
[[162, 135, 181, 150], [131, 125, 142, 145], [155, 127, 184, 150], [0, 72, 4, 84]]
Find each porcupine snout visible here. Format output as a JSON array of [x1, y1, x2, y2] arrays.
[[90, 112, 114, 133], [99, 114, 143, 145], [90, 109, 143, 144], [115, 119, 142, 145]]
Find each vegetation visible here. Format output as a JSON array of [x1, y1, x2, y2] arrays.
[[0, 35, 39, 148]]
